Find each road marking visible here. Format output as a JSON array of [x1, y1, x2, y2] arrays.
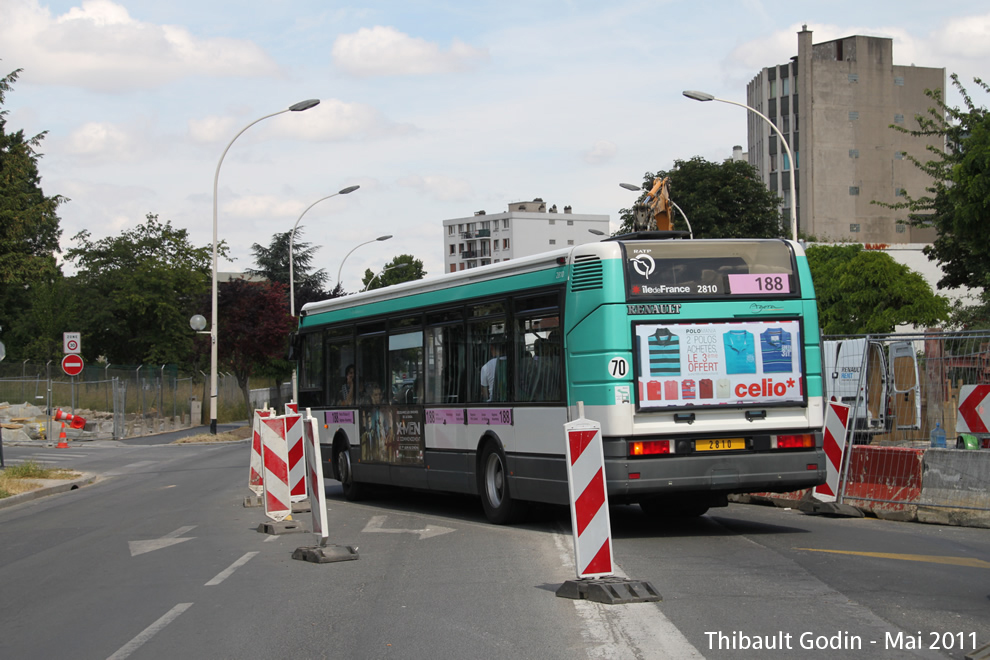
[[551, 527, 704, 659], [795, 547, 990, 569], [106, 460, 158, 476], [205, 551, 259, 586], [106, 602, 192, 660], [129, 526, 196, 557], [362, 514, 455, 539]]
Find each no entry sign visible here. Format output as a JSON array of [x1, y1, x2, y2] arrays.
[[62, 354, 84, 377]]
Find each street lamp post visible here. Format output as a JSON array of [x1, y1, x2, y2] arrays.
[[288, 185, 360, 404], [336, 235, 393, 290], [682, 90, 798, 242], [363, 261, 411, 292], [290, 185, 360, 317], [209, 98, 320, 434]]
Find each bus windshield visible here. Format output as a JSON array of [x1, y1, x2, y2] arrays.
[[623, 239, 796, 299]]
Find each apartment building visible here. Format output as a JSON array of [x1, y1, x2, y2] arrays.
[[442, 199, 610, 273], [746, 27, 943, 243]]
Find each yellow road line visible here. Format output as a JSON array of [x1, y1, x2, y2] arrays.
[[795, 548, 990, 569]]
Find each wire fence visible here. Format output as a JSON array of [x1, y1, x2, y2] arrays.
[[824, 329, 990, 513], [0, 361, 291, 440]]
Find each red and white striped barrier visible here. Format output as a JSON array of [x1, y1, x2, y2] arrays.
[[249, 408, 273, 496], [284, 412, 307, 502], [302, 409, 328, 540], [563, 415, 613, 579], [286, 402, 298, 414], [260, 415, 292, 522], [815, 401, 851, 502]]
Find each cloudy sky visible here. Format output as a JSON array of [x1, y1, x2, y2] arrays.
[[3, 0, 989, 287]]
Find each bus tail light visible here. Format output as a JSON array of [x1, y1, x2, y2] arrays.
[[630, 440, 670, 456], [775, 434, 814, 449]]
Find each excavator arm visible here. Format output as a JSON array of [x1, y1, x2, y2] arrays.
[[632, 176, 674, 232]]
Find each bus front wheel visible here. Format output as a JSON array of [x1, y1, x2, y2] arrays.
[[334, 444, 365, 501], [478, 443, 526, 524]]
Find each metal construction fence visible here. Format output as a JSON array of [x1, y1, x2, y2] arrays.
[[824, 329, 990, 514], [0, 361, 290, 440]]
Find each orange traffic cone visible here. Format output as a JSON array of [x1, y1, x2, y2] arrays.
[[56, 421, 69, 448]]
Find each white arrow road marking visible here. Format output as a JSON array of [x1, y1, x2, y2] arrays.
[[129, 526, 196, 557], [362, 515, 454, 540]]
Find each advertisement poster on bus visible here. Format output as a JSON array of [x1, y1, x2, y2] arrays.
[[394, 408, 425, 465], [634, 320, 804, 410], [360, 405, 424, 465]]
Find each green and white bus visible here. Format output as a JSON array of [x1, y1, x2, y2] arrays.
[[296, 232, 826, 523]]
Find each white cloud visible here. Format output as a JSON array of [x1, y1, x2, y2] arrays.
[[332, 26, 488, 77], [187, 115, 240, 144], [583, 140, 617, 165], [65, 121, 135, 159], [931, 12, 990, 58], [266, 99, 416, 142], [0, 0, 280, 91], [397, 175, 473, 202], [221, 195, 307, 219]]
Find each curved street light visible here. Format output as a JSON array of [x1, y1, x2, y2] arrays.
[[363, 261, 411, 292], [682, 90, 798, 242], [337, 235, 393, 290], [209, 98, 321, 434], [290, 185, 360, 316]]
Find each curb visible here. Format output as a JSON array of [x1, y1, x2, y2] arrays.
[[0, 473, 98, 511]]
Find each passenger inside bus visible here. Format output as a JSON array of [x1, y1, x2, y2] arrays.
[[337, 364, 356, 406], [480, 342, 507, 402]]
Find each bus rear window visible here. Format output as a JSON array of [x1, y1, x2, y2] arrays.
[[623, 240, 797, 299]]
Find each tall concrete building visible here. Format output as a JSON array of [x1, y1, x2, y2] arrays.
[[442, 199, 610, 273], [746, 27, 943, 243]]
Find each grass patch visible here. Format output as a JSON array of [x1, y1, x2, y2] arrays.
[[172, 426, 252, 444], [0, 460, 81, 498]]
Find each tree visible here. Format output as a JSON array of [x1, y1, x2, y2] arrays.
[[360, 254, 426, 291], [65, 214, 217, 366], [617, 157, 785, 238], [0, 67, 67, 353], [247, 226, 329, 311], [879, 75, 990, 293], [216, 278, 296, 412], [806, 244, 950, 334]]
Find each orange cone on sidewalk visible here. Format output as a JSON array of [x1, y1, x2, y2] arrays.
[[56, 422, 69, 448]]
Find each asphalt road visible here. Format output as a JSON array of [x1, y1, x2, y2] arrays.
[[0, 439, 988, 660]]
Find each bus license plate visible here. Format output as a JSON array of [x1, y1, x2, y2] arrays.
[[696, 438, 745, 451]]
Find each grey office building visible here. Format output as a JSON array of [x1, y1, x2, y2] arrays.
[[746, 27, 944, 243]]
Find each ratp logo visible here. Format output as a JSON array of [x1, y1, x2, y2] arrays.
[[629, 254, 655, 279]]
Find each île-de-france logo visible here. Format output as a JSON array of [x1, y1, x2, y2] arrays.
[[629, 254, 655, 279]]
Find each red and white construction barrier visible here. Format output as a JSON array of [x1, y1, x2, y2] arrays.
[[249, 408, 273, 497], [302, 409, 328, 540], [815, 401, 851, 502], [286, 402, 298, 414], [260, 415, 292, 522], [563, 414, 613, 579], [285, 412, 307, 503]]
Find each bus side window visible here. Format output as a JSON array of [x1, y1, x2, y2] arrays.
[[425, 324, 466, 404], [471, 318, 508, 403]]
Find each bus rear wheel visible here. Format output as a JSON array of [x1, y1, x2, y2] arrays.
[[334, 444, 365, 501], [478, 443, 526, 524]]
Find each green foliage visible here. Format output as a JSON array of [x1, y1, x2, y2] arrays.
[[617, 157, 785, 238], [878, 74, 990, 292], [0, 67, 67, 350], [806, 244, 951, 334], [246, 226, 328, 311], [65, 214, 217, 366], [361, 254, 427, 291], [217, 278, 296, 411]]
